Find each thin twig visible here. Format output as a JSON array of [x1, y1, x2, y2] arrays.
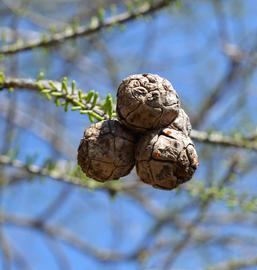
[[191, 129, 257, 152], [0, 214, 136, 262], [1, 76, 257, 152], [162, 157, 240, 269], [0, 76, 106, 117], [0, 0, 175, 56], [208, 256, 257, 270], [0, 154, 140, 191]]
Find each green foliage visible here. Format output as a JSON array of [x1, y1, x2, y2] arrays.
[[102, 93, 113, 119], [174, 0, 182, 8], [110, 3, 117, 15], [97, 8, 105, 24], [80, 110, 104, 122], [0, 71, 4, 88], [36, 71, 45, 81], [187, 181, 257, 212], [6, 148, 19, 161], [36, 75, 113, 122], [25, 154, 39, 167]]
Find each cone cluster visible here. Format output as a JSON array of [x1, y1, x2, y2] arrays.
[[77, 74, 199, 190]]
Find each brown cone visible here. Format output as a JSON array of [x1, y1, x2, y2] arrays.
[[136, 128, 199, 190], [116, 73, 180, 133], [77, 120, 136, 182]]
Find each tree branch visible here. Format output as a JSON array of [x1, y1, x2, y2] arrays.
[[0, 214, 133, 263], [0, 0, 175, 56], [191, 129, 257, 152], [208, 257, 257, 270], [0, 154, 139, 191], [162, 157, 240, 269], [0, 76, 108, 120], [1, 76, 257, 151]]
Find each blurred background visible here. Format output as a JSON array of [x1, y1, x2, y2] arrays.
[[0, 0, 257, 269]]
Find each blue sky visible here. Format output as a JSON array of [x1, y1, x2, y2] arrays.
[[1, 0, 257, 269]]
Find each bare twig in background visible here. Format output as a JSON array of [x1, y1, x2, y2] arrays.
[[0, 154, 140, 191], [209, 256, 257, 270], [1, 76, 256, 151], [1, 0, 257, 269], [162, 157, 240, 269], [0, 213, 140, 263], [38, 186, 72, 221], [0, 0, 176, 56], [191, 129, 257, 152], [0, 232, 12, 270]]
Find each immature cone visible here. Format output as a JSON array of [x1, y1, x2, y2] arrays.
[[117, 73, 180, 133], [77, 120, 136, 182], [136, 128, 199, 190], [168, 108, 192, 136]]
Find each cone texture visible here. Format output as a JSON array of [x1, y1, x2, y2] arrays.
[[117, 73, 180, 133], [136, 128, 199, 190], [78, 74, 198, 189], [77, 120, 136, 182]]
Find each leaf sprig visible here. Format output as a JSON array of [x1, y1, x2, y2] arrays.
[[36, 75, 114, 122]]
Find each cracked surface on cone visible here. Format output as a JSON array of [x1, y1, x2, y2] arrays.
[[168, 108, 192, 136], [136, 128, 199, 190], [117, 73, 180, 133], [77, 120, 136, 182]]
